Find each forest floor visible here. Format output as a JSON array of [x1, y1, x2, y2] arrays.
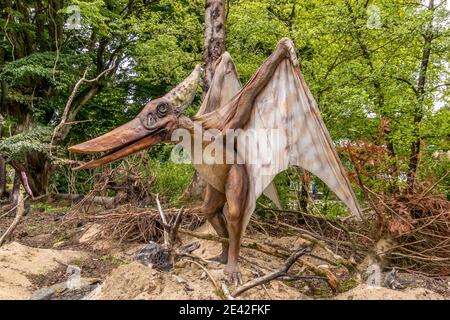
[[0, 202, 448, 300]]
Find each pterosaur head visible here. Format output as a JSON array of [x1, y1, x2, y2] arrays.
[[68, 65, 202, 169]]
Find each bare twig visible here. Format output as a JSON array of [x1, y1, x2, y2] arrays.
[[50, 57, 118, 153], [231, 246, 314, 297], [186, 259, 223, 299], [0, 190, 25, 246], [421, 170, 449, 197], [178, 228, 340, 291], [155, 194, 170, 246]]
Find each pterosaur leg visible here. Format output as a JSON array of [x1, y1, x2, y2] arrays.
[[199, 184, 228, 264], [224, 164, 248, 286]]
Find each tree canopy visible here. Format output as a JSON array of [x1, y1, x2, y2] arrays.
[[0, 0, 448, 199]]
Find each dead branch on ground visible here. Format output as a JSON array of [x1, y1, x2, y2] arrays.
[[231, 246, 327, 297], [186, 259, 224, 299], [178, 228, 339, 291], [0, 190, 26, 246], [83, 205, 203, 244]]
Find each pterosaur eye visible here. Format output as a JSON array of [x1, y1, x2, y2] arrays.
[[156, 103, 168, 118]]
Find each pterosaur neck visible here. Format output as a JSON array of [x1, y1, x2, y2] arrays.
[[177, 116, 196, 134]]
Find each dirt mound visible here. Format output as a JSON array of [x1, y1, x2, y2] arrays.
[[335, 284, 445, 300], [91, 224, 320, 300], [2, 222, 446, 300], [0, 242, 86, 299], [90, 223, 448, 300], [94, 261, 307, 300], [95, 263, 158, 300]]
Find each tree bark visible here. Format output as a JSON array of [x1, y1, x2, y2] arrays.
[[22, 153, 50, 196], [0, 114, 5, 199], [182, 0, 227, 202], [299, 169, 310, 212], [9, 172, 20, 205], [203, 0, 226, 94]]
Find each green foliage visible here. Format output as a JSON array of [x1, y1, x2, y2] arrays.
[[129, 0, 204, 100], [0, 52, 78, 91], [31, 203, 68, 213], [0, 0, 448, 207], [0, 126, 52, 161], [69, 0, 112, 36], [227, 0, 449, 160], [315, 198, 351, 220], [152, 158, 195, 205]]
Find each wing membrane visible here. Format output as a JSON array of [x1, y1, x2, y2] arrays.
[[201, 39, 363, 233]]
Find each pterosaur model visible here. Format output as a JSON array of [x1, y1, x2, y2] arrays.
[[69, 38, 361, 284]]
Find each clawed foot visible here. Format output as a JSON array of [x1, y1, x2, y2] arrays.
[[224, 266, 243, 286]]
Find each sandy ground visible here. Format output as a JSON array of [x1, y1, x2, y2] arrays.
[[334, 284, 445, 300], [0, 219, 448, 300], [0, 242, 86, 299], [93, 223, 312, 299], [92, 224, 449, 300]]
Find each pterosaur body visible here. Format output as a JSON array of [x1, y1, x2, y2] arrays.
[[69, 38, 361, 284]]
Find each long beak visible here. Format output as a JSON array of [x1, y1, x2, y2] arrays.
[[71, 134, 163, 170], [68, 65, 203, 169], [68, 117, 163, 170]]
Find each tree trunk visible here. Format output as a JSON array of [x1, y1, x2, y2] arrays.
[[203, 0, 226, 94], [0, 113, 6, 198], [9, 172, 20, 205], [299, 169, 310, 212], [182, 0, 227, 202], [0, 157, 5, 199], [23, 152, 50, 196], [406, 0, 435, 192]]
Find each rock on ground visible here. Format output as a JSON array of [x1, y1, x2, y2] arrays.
[[0, 242, 86, 299]]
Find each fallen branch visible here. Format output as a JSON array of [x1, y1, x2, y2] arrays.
[[0, 190, 25, 246], [55, 193, 117, 207], [50, 57, 118, 153], [178, 228, 340, 291], [221, 283, 234, 300], [0, 201, 23, 219], [155, 194, 169, 246], [186, 259, 223, 299], [278, 221, 357, 271], [231, 246, 324, 297]]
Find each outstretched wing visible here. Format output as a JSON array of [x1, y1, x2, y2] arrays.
[[196, 52, 242, 116], [195, 51, 282, 208], [197, 38, 361, 234]]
